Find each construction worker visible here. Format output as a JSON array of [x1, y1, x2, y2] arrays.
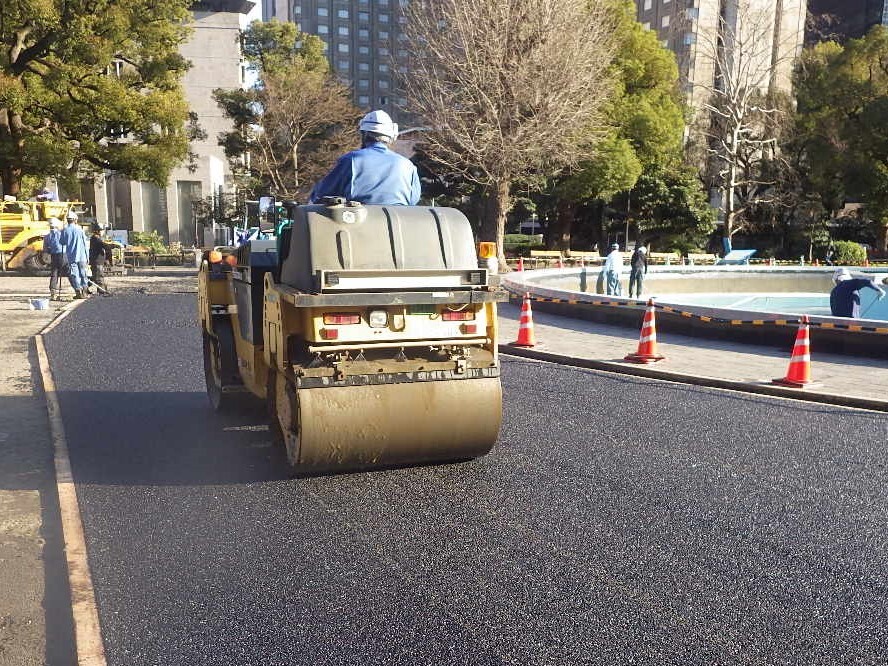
[[60, 211, 89, 299], [603, 243, 623, 296], [829, 267, 885, 318], [44, 218, 67, 301], [88, 224, 113, 296], [628, 243, 648, 298], [309, 110, 421, 206]]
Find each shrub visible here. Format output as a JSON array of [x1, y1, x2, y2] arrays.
[[503, 233, 545, 257], [128, 230, 166, 253], [832, 240, 867, 265]]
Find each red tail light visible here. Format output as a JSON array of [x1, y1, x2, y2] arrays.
[[461, 324, 478, 334], [323, 313, 361, 325], [442, 310, 474, 321], [319, 328, 339, 340]]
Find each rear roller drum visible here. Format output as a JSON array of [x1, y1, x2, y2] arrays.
[[274, 377, 503, 474]]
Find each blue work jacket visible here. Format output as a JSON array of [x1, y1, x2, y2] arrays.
[[59, 223, 88, 264], [310, 143, 421, 206], [44, 228, 64, 255]]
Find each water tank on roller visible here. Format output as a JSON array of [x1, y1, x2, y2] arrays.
[[280, 203, 478, 292]]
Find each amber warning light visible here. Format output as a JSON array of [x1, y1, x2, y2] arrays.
[[478, 242, 496, 259]]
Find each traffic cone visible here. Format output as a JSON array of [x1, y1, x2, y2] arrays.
[[624, 299, 665, 363], [516, 256, 524, 272], [773, 316, 814, 388], [814, 258, 820, 266], [511, 293, 536, 347]]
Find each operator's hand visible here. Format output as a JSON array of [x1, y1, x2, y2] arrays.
[[878, 289, 886, 301]]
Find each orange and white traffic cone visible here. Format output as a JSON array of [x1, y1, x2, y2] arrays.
[[511, 292, 536, 347], [773, 316, 814, 388], [516, 256, 524, 272], [624, 299, 665, 363]]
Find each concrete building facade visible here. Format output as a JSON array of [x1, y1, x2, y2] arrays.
[[636, 0, 806, 112], [262, 0, 409, 118], [79, 1, 254, 245]]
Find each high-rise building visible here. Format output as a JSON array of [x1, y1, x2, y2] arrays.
[[263, 1, 409, 117], [636, 0, 806, 112], [807, 0, 888, 42], [78, 1, 256, 244]]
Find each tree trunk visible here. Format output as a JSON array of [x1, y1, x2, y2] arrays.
[[481, 180, 510, 267], [0, 164, 22, 197], [554, 199, 575, 251], [595, 201, 607, 255]]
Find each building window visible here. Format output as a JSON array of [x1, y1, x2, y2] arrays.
[[359, 78, 370, 88], [379, 13, 389, 22], [686, 7, 699, 20], [338, 60, 349, 70], [338, 43, 349, 52], [642, 22, 650, 30], [379, 79, 389, 89], [359, 46, 370, 54], [292, 4, 301, 14], [379, 30, 389, 39], [643, 0, 651, 9], [358, 95, 370, 105], [338, 9, 349, 18], [397, 65, 407, 74], [359, 62, 370, 71], [360, 11, 370, 21], [683, 33, 696, 45], [378, 0, 389, 5], [661, 15, 670, 27], [378, 47, 389, 56], [318, 7, 328, 16], [359, 28, 369, 38], [338, 26, 349, 36], [318, 24, 328, 34], [397, 49, 408, 57], [379, 96, 388, 105], [378, 63, 389, 73]]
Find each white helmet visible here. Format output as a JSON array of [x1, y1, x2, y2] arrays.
[[49, 217, 62, 229], [833, 267, 852, 283], [359, 110, 398, 141], [66, 210, 78, 222]]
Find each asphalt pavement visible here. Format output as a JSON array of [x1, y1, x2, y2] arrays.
[[44, 294, 888, 665]]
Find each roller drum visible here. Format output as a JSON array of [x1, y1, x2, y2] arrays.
[[279, 377, 502, 472]]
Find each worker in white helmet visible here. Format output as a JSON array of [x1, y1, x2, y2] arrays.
[[310, 110, 421, 206]]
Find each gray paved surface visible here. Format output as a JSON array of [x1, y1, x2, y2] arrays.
[[44, 294, 888, 665], [498, 303, 888, 408]]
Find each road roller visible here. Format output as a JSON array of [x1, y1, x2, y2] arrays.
[[197, 199, 507, 474]]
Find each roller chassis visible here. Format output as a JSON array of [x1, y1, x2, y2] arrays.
[[199, 257, 507, 474]]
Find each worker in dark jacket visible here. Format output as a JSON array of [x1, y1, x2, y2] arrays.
[[628, 244, 648, 298], [44, 217, 67, 300], [829, 267, 884, 317], [310, 110, 420, 206], [88, 224, 113, 296]]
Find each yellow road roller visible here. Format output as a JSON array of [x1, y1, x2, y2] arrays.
[[198, 200, 506, 473]]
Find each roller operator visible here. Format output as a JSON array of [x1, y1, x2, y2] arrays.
[[310, 110, 421, 206]]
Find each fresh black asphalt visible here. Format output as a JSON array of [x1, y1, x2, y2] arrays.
[[44, 294, 888, 665]]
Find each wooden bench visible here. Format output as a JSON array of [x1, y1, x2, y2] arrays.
[[529, 249, 565, 267], [566, 251, 603, 265], [686, 252, 718, 265], [648, 251, 681, 265]]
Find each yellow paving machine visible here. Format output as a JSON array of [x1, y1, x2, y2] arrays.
[[198, 200, 506, 474], [0, 200, 81, 272]]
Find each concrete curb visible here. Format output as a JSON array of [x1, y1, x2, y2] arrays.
[[499, 344, 888, 413]]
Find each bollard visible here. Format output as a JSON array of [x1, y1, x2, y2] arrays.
[[579, 266, 587, 292]]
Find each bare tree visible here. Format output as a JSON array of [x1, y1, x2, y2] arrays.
[[402, 0, 618, 262], [691, 0, 803, 246], [253, 68, 360, 200]]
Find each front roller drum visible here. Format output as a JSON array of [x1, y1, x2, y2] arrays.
[[275, 377, 502, 473]]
